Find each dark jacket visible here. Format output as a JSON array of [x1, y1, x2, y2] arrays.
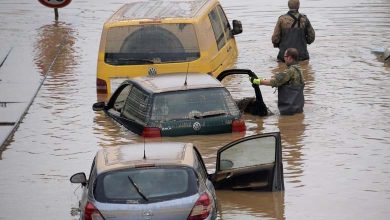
[[272, 10, 315, 62]]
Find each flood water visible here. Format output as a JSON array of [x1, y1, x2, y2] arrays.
[[0, 0, 389, 219]]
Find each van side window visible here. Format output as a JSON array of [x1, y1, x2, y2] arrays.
[[209, 7, 226, 50], [122, 86, 150, 122], [216, 5, 233, 41]]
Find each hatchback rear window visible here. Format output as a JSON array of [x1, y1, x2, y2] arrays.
[[151, 88, 240, 121], [94, 167, 197, 203], [105, 24, 200, 64]]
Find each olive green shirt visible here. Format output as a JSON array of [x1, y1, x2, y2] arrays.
[[270, 64, 304, 88]]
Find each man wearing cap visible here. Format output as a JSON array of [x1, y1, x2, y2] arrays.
[[272, 0, 315, 62]]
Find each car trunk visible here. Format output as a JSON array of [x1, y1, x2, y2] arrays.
[[158, 117, 234, 136]]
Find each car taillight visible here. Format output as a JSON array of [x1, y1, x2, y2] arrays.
[[84, 202, 104, 220], [142, 127, 161, 138], [232, 119, 246, 132], [187, 193, 212, 220], [96, 78, 107, 94]]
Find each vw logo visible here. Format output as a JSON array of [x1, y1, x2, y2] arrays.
[[193, 122, 201, 131], [142, 210, 153, 219], [148, 67, 157, 76]]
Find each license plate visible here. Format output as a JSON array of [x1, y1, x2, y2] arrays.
[[110, 78, 129, 93]]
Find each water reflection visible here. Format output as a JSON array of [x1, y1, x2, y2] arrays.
[[34, 21, 77, 77], [217, 190, 285, 220], [92, 111, 139, 147], [277, 114, 305, 186]]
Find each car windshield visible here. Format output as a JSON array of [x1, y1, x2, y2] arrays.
[[151, 88, 240, 121], [105, 24, 200, 64], [94, 167, 197, 204]]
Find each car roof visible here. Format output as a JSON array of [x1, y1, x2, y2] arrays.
[[107, 0, 215, 23], [95, 142, 196, 174], [126, 73, 224, 94]]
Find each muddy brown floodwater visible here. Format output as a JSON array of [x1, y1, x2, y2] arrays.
[[0, 0, 389, 219]]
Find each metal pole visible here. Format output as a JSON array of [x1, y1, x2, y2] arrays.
[[54, 8, 59, 20]]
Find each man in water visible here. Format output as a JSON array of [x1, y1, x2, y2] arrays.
[[272, 0, 315, 62], [251, 48, 304, 115]]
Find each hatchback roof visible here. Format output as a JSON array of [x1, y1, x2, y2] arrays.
[[107, 0, 213, 22], [127, 73, 224, 93], [95, 142, 196, 174]]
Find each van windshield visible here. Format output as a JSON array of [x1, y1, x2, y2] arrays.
[[105, 24, 200, 65]]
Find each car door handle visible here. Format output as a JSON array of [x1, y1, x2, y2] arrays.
[[226, 172, 233, 179]]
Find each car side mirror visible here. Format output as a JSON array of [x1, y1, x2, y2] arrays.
[[70, 172, 87, 186], [92, 102, 106, 111], [231, 20, 243, 35], [207, 173, 215, 181]]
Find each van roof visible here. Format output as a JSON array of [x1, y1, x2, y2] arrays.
[[95, 142, 196, 174], [107, 0, 215, 23], [127, 73, 223, 93]]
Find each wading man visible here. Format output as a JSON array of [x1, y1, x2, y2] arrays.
[[272, 0, 315, 62], [251, 48, 304, 115]]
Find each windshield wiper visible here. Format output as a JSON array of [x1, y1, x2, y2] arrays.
[[127, 176, 148, 201], [113, 58, 155, 65], [194, 111, 227, 119]]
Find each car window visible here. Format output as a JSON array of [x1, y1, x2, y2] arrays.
[[209, 7, 226, 50], [104, 24, 200, 64], [216, 5, 232, 41], [94, 167, 197, 203], [193, 147, 208, 180], [151, 88, 239, 121], [122, 86, 150, 122], [219, 136, 276, 170], [88, 159, 97, 196], [113, 84, 132, 112]]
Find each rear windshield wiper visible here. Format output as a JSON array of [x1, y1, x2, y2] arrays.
[[127, 176, 149, 201], [112, 58, 155, 65], [194, 111, 227, 119]]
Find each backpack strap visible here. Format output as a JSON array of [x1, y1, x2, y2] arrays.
[[287, 11, 302, 28]]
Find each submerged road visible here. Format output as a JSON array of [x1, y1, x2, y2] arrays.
[[0, 0, 389, 220]]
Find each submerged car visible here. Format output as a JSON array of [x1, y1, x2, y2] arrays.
[[93, 73, 246, 137], [70, 132, 284, 220], [96, 0, 243, 96]]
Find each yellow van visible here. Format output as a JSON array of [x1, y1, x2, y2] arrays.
[[96, 0, 243, 97]]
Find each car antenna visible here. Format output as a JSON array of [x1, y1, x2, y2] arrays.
[[143, 138, 146, 160], [184, 63, 190, 86]]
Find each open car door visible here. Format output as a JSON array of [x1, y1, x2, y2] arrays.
[[212, 132, 284, 191], [217, 69, 268, 116]]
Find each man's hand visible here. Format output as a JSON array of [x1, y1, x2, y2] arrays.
[[250, 76, 261, 85]]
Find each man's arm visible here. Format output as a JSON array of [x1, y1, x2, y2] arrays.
[[260, 71, 290, 87], [305, 17, 315, 44], [272, 17, 282, 47]]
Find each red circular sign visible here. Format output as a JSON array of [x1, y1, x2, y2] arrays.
[[38, 0, 72, 8]]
